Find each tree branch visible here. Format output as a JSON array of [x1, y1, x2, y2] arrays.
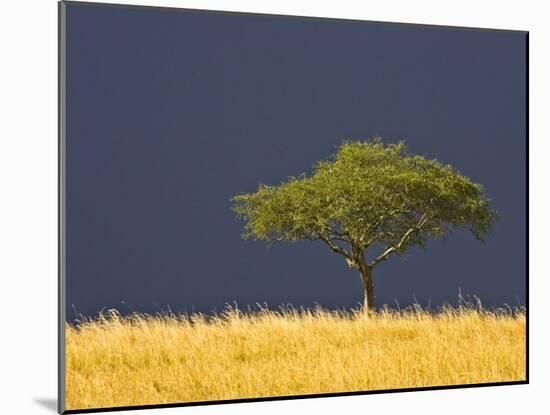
[[325, 226, 351, 243], [364, 232, 389, 246], [317, 235, 352, 260], [360, 208, 411, 248], [368, 213, 430, 267]]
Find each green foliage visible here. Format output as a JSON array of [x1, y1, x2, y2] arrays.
[[231, 139, 497, 268]]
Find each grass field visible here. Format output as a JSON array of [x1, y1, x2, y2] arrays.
[[66, 305, 526, 410]]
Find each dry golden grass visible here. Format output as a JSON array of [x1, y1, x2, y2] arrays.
[[66, 305, 526, 410]]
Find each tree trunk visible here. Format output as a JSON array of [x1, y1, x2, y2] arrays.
[[359, 266, 375, 314]]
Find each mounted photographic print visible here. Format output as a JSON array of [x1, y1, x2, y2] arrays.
[[58, 1, 528, 413]]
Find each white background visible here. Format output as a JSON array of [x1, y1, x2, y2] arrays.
[[0, 0, 545, 414]]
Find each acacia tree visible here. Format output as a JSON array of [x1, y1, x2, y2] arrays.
[[231, 140, 497, 312]]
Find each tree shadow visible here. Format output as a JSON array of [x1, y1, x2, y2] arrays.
[[34, 398, 57, 412]]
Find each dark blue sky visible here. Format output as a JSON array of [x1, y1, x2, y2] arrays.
[[65, 3, 527, 318]]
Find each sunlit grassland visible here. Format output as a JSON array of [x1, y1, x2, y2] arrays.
[[66, 305, 526, 410]]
